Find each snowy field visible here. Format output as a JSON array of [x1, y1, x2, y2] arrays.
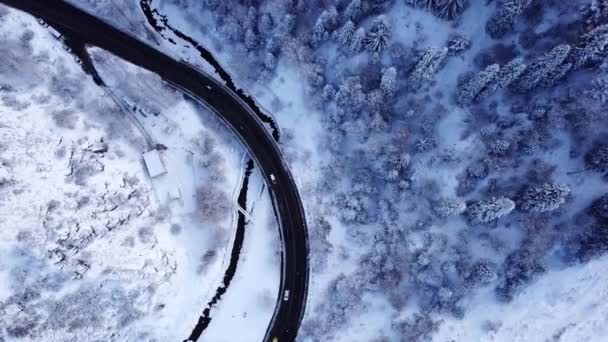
[[0, 5, 281, 341]]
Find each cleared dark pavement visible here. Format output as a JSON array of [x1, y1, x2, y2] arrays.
[[0, 1, 309, 341]]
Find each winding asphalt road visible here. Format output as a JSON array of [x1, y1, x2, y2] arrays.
[[0, 1, 309, 341]]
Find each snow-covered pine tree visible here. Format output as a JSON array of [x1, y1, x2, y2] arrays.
[[477, 58, 526, 99], [380, 66, 398, 97], [322, 84, 336, 102], [456, 64, 500, 106], [406, 0, 435, 10], [511, 44, 572, 94], [435, 0, 469, 20], [344, 0, 364, 23], [433, 198, 467, 218], [447, 33, 472, 55], [368, 0, 395, 13], [367, 89, 386, 112], [486, 0, 534, 39], [245, 6, 257, 31], [311, 8, 338, 47], [264, 52, 277, 70], [335, 76, 366, 112], [582, 0, 608, 31], [350, 27, 366, 52], [537, 63, 573, 89], [466, 197, 515, 224], [586, 76, 608, 103], [244, 28, 258, 50], [467, 260, 498, 284], [364, 15, 391, 54], [517, 183, 570, 213], [409, 47, 449, 89], [335, 20, 356, 48], [572, 23, 608, 69], [258, 13, 273, 35], [405, 0, 468, 20]]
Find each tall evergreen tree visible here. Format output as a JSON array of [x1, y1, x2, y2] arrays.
[[344, 0, 364, 23], [311, 8, 338, 47], [517, 183, 570, 213], [477, 58, 526, 99], [380, 66, 398, 97], [335, 20, 356, 48], [409, 47, 448, 89], [572, 23, 608, 69], [435, 0, 469, 20], [486, 0, 534, 39], [350, 27, 366, 52], [456, 64, 500, 106], [511, 44, 572, 94], [433, 198, 467, 218], [466, 197, 515, 224], [364, 15, 391, 54]]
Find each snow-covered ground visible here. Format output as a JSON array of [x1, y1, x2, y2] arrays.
[[0, 5, 280, 341], [434, 254, 608, 342], [88, 45, 283, 340], [203, 170, 280, 341]]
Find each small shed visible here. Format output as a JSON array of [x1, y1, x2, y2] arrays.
[[142, 149, 167, 178]]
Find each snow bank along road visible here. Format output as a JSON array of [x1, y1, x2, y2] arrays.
[[0, 0, 310, 341]]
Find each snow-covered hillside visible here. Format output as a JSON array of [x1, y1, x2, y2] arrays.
[[434, 254, 608, 342], [0, 6, 280, 341]]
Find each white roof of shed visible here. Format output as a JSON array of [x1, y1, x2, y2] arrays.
[[142, 150, 166, 178]]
